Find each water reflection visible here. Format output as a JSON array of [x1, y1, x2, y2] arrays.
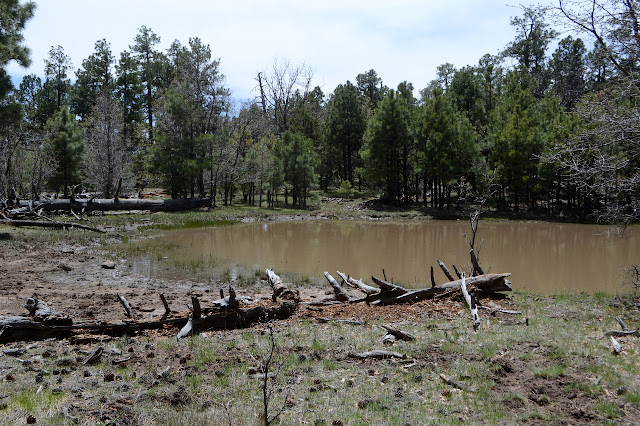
[[128, 220, 639, 294]]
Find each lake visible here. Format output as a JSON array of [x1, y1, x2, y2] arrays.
[[128, 220, 639, 294]]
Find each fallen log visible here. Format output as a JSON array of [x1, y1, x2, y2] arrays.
[[323, 271, 352, 302], [380, 324, 416, 341], [14, 197, 210, 212], [437, 260, 456, 281], [176, 300, 297, 340], [348, 350, 406, 360], [266, 268, 299, 301], [604, 316, 638, 336], [440, 374, 475, 392], [117, 294, 133, 318], [0, 302, 297, 343], [336, 271, 379, 296], [160, 294, 171, 318], [23, 295, 72, 326], [368, 273, 512, 305], [317, 317, 363, 325], [1, 216, 106, 233]]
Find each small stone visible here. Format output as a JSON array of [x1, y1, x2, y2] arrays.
[[101, 260, 116, 269]]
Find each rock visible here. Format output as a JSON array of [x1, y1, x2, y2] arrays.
[[101, 260, 116, 269], [57, 263, 72, 272]]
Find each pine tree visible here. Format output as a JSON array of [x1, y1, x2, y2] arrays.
[[46, 106, 85, 197]]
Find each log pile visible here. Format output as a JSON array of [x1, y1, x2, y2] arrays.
[[322, 269, 511, 306], [10, 196, 211, 213], [0, 288, 297, 343]]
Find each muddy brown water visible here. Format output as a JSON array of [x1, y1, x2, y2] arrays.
[[128, 220, 639, 294]]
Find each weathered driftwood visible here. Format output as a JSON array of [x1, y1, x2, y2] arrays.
[[176, 301, 297, 340], [437, 260, 456, 281], [323, 271, 352, 302], [14, 197, 210, 212], [84, 346, 104, 365], [605, 316, 638, 336], [610, 335, 622, 354], [0, 298, 297, 343], [461, 274, 480, 331], [349, 350, 406, 360], [117, 294, 133, 318], [160, 294, 171, 317], [440, 374, 475, 392], [381, 324, 416, 341], [1, 216, 107, 233], [336, 271, 379, 296], [211, 287, 240, 308], [23, 295, 72, 326], [363, 273, 512, 305], [616, 317, 629, 331], [317, 317, 363, 325], [452, 264, 463, 279], [470, 249, 485, 276], [266, 268, 299, 301]]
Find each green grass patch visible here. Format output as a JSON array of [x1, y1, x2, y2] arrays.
[[533, 364, 566, 378], [10, 387, 66, 412], [594, 401, 622, 418]]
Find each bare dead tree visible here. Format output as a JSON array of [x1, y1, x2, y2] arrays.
[[463, 173, 500, 276], [552, 0, 640, 79], [544, 78, 640, 225], [260, 322, 294, 426], [258, 58, 314, 135], [84, 90, 133, 198]]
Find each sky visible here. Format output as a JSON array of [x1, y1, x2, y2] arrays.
[[7, 0, 553, 102]]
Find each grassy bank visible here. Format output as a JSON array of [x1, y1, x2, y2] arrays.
[[0, 291, 638, 424]]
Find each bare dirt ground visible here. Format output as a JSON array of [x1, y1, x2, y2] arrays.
[[1, 231, 639, 425]]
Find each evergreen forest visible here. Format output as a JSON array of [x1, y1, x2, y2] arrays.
[[2, 1, 640, 224]]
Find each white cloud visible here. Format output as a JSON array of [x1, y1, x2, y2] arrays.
[[7, 0, 549, 100]]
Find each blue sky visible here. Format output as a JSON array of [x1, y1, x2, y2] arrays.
[[7, 0, 552, 102]]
